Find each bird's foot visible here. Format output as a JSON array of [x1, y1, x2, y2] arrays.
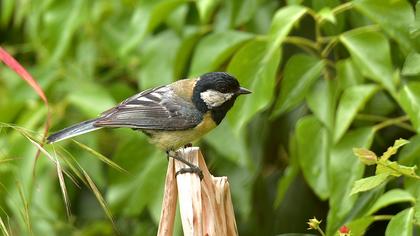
[[184, 143, 193, 148], [175, 166, 204, 180], [167, 149, 203, 180]]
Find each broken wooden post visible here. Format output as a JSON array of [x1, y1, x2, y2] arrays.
[[157, 147, 238, 236]]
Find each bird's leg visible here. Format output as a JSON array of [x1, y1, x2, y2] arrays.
[[167, 150, 203, 180]]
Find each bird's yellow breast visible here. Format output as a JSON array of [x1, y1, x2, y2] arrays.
[[146, 112, 217, 150]]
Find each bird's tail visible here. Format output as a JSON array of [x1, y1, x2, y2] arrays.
[[47, 118, 102, 143]]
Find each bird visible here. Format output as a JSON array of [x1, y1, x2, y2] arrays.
[[47, 72, 251, 178]]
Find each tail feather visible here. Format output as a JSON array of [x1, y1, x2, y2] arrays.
[[47, 119, 102, 143]]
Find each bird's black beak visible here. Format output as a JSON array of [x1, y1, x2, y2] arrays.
[[237, 87, 252, 95]]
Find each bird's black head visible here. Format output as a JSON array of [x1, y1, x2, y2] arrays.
[[192, 72, 251, 124]]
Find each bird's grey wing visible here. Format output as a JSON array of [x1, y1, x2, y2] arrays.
[[94, 86, 203, 130]]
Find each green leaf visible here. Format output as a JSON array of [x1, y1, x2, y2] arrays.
[[399, 135, 420, 165], [66, 80, 115, 117], [0, 0, 15, 27], [380, 138, 410, 161], [107, 133, 166, 216], [274, 134, 299, 207], [350, 173, 390, 195], [327, 127, 375, 235], [376, 160, 417, 178], [398, 82, 420, 132], [267, 5, 307, 57], [173, 28, 203, 78], [334, 84, 378, 142], [354, 0, 417, 54], [147, 0, 189, 32], [204, 121, 248, 167], [49, 0, 85, 63], [273, 54, 324, 117], [385, 208, 414, 236], [229, 0, 257, 27], [366, 189, 415, 215], [346, 216, 375, 236], [402, 52, 420, 76], [119, 0, 188, 56], [138, 30, 180, 89], [318, 7, 336, 24], [196, 0, 221, 24], [353, 148, 377, 166], [340, 29, 395, 92], [227, 39, 281, 132], [296, 116, 329, 200], [336, 59, 364, 88], [415, 193, 420, 226], [307, 78, 338, 130], [189, 30, 253, 75]]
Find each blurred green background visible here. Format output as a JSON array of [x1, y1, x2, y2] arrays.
[[1, 0, 420, 235]]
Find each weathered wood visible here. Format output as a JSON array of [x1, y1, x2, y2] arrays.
[[157, 147, 238, 236], [157, 158, 177, 236]]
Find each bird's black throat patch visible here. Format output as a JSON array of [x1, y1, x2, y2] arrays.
[[192, 72, 240, 125]]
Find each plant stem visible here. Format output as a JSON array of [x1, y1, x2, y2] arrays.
[[373, 215, 394, 221], [357, 114, 415, 132], [283, 36, 319, 56], [332, 2, 354, 15], [284, 36, 319, 51], [321, 37, 339, 57], [377, 161, 420, 180], [373, 116, 410, 132], [317, 227, 326, 236]]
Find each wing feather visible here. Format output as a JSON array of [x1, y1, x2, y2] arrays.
[[94, 86, 202, 130]]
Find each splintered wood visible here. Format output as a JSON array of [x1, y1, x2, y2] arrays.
[[157, 147, 238, 236]]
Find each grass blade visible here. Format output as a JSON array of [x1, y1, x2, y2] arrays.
[[72, 140, 127, 173], [82, 169, 118, 233]]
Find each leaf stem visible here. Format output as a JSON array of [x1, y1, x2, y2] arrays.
[[283, 36, 319, 56], [377, 161, 420, 180], [373, 116, 411, 132], [317, 227, 326, 236], [373, 215, 394, 221], [332, 2, 354, 16], [321, 37, 339, 57], [284, 36, 319, 51]]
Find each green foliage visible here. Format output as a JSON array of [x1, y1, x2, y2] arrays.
[[1, 0, 420, 235]]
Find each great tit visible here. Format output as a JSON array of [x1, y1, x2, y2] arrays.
[[47, 72, 251, 177]]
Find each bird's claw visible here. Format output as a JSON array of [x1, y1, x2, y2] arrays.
[[175, 166, 204, 180]]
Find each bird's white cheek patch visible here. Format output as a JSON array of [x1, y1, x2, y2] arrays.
[[200, 89, 234, 108]]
